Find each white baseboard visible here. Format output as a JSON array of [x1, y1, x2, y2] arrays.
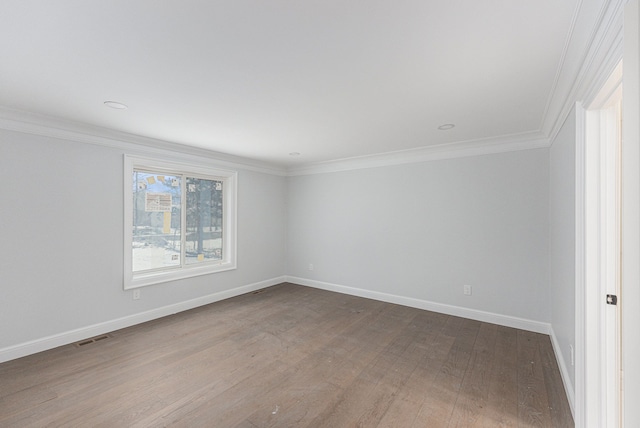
[[286, 276, 551, 334], [548, 325, 576, 418], [3, 274, 574, 417], [0, 276, 286, 364]]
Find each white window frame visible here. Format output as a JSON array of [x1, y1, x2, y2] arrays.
[[123, 155, 237, 289]]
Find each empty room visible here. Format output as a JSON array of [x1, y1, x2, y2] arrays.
[[1, 1, 639, 427]]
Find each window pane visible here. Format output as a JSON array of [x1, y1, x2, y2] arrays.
[[132, 171, 181, 272], [185, 177, 223, 265]]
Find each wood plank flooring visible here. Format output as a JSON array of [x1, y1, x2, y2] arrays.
[[0, 283, 573, 427]]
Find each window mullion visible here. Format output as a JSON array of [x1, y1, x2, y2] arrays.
[[180, 173, 187, 268], [124, 155, 237, 289]]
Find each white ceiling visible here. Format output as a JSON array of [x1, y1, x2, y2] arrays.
[[0, 1, 579, 167]]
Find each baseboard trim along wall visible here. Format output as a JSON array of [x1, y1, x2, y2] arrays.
[[0, 276, 286, 364], [2, 273, 573, 417], [548, 325, 576, 417], [286, 276, 551, 335], [2, 275, 574, 415]]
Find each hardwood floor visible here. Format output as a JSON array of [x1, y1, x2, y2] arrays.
[[0, 283, 573, 427]]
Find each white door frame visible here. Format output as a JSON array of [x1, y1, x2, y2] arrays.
[[575, 61, 622, 428], [621, 1, 640, 425]]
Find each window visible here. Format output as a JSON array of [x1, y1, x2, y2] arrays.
[[124, 155, 237, 289]]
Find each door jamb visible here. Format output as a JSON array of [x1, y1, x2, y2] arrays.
[[575, 61, 623, 427]]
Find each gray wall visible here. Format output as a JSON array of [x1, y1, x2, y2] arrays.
[[1, 126, 557, 361], [287, 149, 550, 322], [0, 129, 287, 349], [548, 108, 576, 389]]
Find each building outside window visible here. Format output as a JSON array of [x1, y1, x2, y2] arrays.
[[124, 155, 237, 289]]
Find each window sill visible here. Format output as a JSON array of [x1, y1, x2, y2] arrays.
[[124, 262, 237, 289]]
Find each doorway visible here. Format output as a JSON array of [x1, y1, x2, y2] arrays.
[[576, 61, 622, 427]]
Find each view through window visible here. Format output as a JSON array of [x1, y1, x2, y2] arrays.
[[125, 156, 236, 288]]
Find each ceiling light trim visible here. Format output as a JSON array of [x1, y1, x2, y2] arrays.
[[103, 101, 128, 110]]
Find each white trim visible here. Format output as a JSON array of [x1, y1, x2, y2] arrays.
[[600, 100, 622, 428], [583, 102, 606, 427], [0, 276, 287, 364], [0, 2, 625, 181], [0, 106, 551, 178], [575, 102, 587, 428], [543, 0, 625, 144], [123, 155, 238, 289], [575, 62, 623, 427], [621, 3, 640, 426], [549, 325, 577, 416], [287, 132, 549, 176], [580, 6, 625, 108], [0, 106, 287, 177], [539, 0, 583, 132], [286, 276, 550, 334], [0, 105, 551, 178]]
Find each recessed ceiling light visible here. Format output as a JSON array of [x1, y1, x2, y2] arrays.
[[438, 124, 455, 130], [104, 101, 128, 110], [289, 152, 301, 156]]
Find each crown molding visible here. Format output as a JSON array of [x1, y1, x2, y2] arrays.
[[0, 105, 551, 178], [286, 131, 550, 176], [543, 0, 625, 143], [0, 0, 626, 178], [539, 0, 583, 135], [0, 106, 288, 176]]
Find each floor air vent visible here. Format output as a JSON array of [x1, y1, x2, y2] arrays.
[[75, 334, 111, 347]]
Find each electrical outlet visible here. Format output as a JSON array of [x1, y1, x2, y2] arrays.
[[308, 263, 314, 271], [463, 285, 472, 296], [133, 289, 141, 300], [570, 344, 574, 366]]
